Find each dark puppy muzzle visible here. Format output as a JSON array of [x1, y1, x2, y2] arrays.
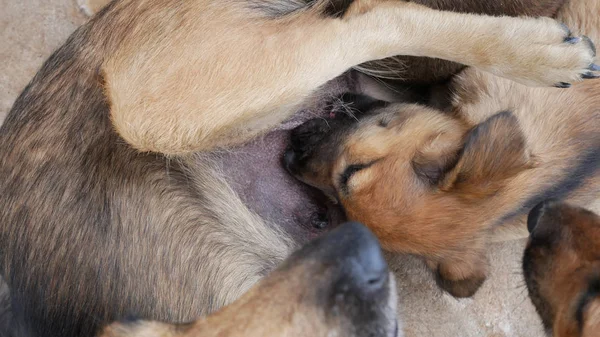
[[283, 118, 332, 175], [298, 222, 389, 297]]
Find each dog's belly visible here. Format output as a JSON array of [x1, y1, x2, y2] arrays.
[[207, 76, 354, 243], [212, 130, 345, 243]]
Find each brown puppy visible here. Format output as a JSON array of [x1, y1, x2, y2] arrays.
[[0, 0, 598, 336], [99, 222, 399, 337], [523, 201, 600, 337], [285, 0, 600, 298]]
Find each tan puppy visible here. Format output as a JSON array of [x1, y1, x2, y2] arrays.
[[99, 222, 399, 337], [284, 0, 600, 298], [523, 201, 600, 337]]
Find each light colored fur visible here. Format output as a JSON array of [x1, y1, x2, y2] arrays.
[[100, 265, 398, 337], [100, 273, 397, 337], [101, 0, 595, 155]]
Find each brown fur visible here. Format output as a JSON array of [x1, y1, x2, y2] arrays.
[[523, 201, 600, 337], [0, 0, 598, 335], [285, 0, 600, 298]]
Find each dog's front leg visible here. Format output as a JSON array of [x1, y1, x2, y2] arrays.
[[341, 1, 596, 87], [105, 0, 596, 155]]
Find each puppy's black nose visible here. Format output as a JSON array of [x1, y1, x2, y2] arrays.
[[324, 222, 388, 296]]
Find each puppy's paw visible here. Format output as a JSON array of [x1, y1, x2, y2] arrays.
[[77, 0, 111, 17], [434, 256, 488, 298], [486, 17, 598, 87], [435, 270, 486, 298]]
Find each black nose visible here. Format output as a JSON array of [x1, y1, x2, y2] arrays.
[[321, 222, 388, 296], [527, 199, 558, 234]]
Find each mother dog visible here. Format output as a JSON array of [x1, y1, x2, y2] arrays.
[[0, 0, 597, 336]]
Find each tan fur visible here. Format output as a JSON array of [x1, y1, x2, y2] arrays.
[[98, 223, 399, 337], [101, 268, 341, 337], [286, 0, 599, 297], [100, 0, 595, 155]]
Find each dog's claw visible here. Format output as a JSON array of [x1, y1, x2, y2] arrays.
[[554, 82, 572, 88], [582, 71, 600, 79], [559, 23, 572, 37], [564, 36, 581, 44], [582, 36, 596, 57]]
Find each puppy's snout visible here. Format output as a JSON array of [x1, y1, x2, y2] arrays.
[[285, 119, 331, 174], [324, 222, 388, 296], [289, 118, 330, 150]]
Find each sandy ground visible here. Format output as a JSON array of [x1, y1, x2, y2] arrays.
[[0, 1, 544, 336]]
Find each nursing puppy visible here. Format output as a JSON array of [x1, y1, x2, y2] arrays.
[[523, 201, 600, 337], [285, 0, 600, 298], [0, 0, 598, 336], [100, 222, 399, 337]]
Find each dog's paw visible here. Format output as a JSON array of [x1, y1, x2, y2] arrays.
[[435, 269, 486, 298], [77, 0, 111, 17], [487, 17, 598, 87], [432, 255, 489, 298]]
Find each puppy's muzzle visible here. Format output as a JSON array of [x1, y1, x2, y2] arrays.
[[283, 118, 331, 175], [309, 222, 389, 297]]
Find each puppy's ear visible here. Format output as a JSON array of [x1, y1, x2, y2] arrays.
[[577, 275, 600, 337], [442, 111, 532, 193], [411, 132, 464, 186]]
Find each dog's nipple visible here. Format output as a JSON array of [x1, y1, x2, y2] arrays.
[[311, 211, 329, 230]]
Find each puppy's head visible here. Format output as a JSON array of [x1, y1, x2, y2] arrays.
[[523, 201, 600, 337], [284, 96, 530, 253], [100, 222, 400, 337]]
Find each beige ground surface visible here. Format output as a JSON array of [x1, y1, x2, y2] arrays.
[[0, 1, 544, 336]]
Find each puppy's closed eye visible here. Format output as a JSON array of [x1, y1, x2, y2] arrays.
[[338, 161, 377, 195]]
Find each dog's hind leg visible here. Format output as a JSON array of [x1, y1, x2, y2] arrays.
[[103, 0, 597, 155]]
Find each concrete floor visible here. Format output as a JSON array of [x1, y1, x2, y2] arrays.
[[0, 1, 545, 336]]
